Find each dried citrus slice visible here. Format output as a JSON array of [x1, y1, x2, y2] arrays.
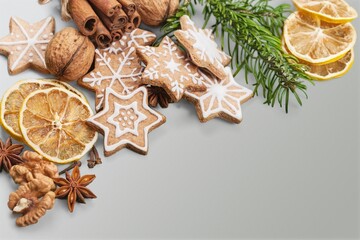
[[19, 87, 97, 164], [1, 80, 61, 140], [282, 38, 354, 80], [0, 79, 86, 141], [283, 11, 356, 64], [52, 80, 87, 101], [293, 0, 358, 24]]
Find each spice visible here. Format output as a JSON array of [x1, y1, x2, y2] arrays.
[[59, 161, 82, 175], [53, 166, 97, 213], [94, 19, 112, 48], [88, 0, 121, 17], [0, 138, 25, 173], [118, 0, 136, 16], [68, 0, 99, 36], [147, 86, 173, 108], [87, 146, 102, 169]]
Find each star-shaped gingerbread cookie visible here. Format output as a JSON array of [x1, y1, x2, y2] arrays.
[[137, 36, 205, 102], [184, 67, 253, 124], [87, 87, 166, 156], [174, 15, 231, 80], [0, 17, 55, 75], [78, 29, 156, 112]]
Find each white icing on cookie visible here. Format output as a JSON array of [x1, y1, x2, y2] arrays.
[[177, 15, 230, 65], [107, 101, 146, 138], [139, 36, 204, 101], [105, 28, 156, 55], [82, 47, 143, 111], [185, 67, 253, 122], [87, 87, 165, 154], [0, 17, 53, 71]]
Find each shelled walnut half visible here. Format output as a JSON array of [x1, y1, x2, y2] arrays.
[[8, 178, 56, 227], [8, 151, 58, 227]]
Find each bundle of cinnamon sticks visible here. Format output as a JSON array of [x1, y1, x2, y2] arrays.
[[68, 0, 141, 48]]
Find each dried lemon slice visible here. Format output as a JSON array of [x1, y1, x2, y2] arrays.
[[0, 79, 86, 141], [19, 87, 97, 164], [293, 0, 358, 24], [1, 80, 61, 140], [282, 38, 354, 80], [283, 11, 356, 64], [53, 80, 87, 101]]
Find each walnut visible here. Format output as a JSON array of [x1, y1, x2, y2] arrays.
[[22, 151, 43, 162], [10, 151, 58, 186], [45, 27, 95, 81], [133, 0, 179, 26], [8, 151, 58, 227], [8, 178, 55, 227]]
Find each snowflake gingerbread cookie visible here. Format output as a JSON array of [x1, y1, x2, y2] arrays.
[[0, 17, 55, 75], [78, 29, 156, 112], [174, 15, 231, 80], [136, 36, 205, 102], [87, 87, 166, 156], [185, 67, 253, 124]]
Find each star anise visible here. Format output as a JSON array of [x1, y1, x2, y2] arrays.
[[0, 137, 25, 173], [147, 86, 172, 108], [53, 165, 96, 213]]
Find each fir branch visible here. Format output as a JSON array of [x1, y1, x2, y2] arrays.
[[154, 0, 196, 46], [158, 0, 313, 112]]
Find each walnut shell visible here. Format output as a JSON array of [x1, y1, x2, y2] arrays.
[[45, 27, 95, 81], [133, 0, 179, 26]]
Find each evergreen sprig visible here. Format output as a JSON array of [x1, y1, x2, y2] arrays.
[[154, 0, 196, 46], [158, 0, 313, 112]]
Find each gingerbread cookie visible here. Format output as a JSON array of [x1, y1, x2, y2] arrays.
[[107, 29, 157, 54], [185, 67, 253, 124], [78, 29, 156, 112], [0, 17, 55, 75], [136, 36, 205, 102], [87, 87, 166, 156], [174, 15, 231, 80]]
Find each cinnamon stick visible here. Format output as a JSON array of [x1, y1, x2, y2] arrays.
[[94, 20, 112, 49], [129, 11, 141, 28], [111, 9, 128, 29], [117, 0, 136, 16], [92, 3, 120, 31], [88, 0, 121, 17], [69, 0, 99, 36], [111, 28, 124, 41], [124, 22, 135, 33]]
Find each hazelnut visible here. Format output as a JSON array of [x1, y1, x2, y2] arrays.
[[45, 27, 95, 81]]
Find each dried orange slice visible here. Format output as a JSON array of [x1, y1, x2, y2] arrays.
[[283, 11, 356, 64], [0, 79, 86, 141], [282, 38, 354, 80], [19, 87, 97, 164], [293, 0, 358, 24]]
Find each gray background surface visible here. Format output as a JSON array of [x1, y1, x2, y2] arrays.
[[0, 0, 359, 239]]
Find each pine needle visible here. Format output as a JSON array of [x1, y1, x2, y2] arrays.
[[157, 0, 313, 112]]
